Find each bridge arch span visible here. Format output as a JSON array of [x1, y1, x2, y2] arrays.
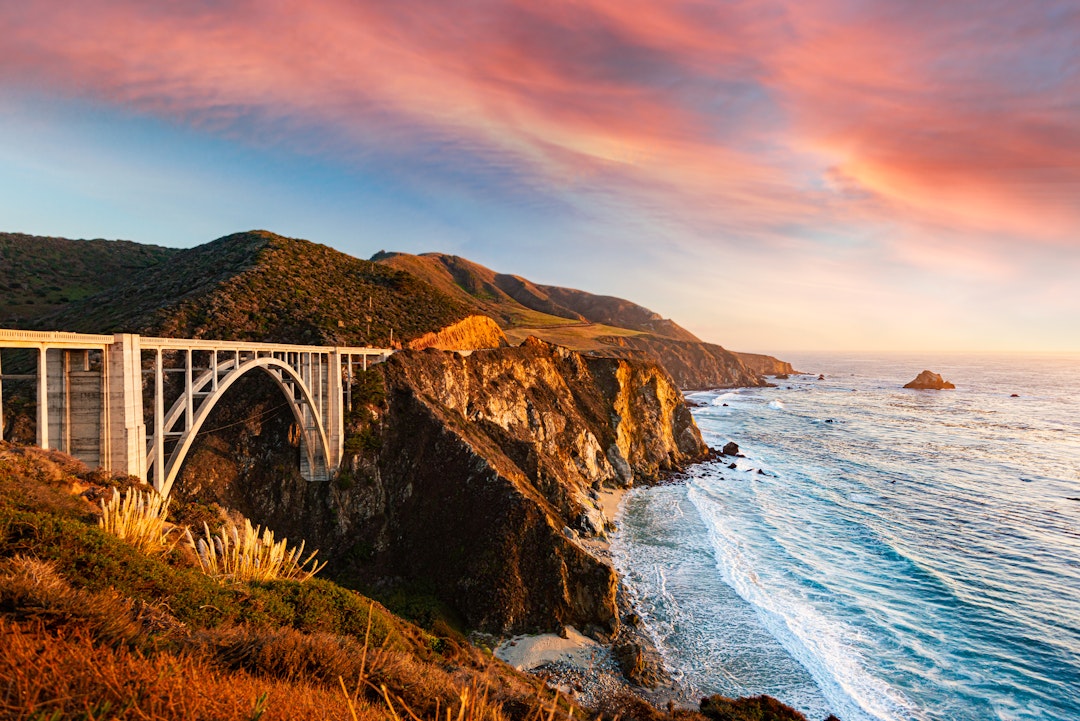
[[159, 356, 332, 497]]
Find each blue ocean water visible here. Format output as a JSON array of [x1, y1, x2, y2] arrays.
[[610, 353, 1080, 721]]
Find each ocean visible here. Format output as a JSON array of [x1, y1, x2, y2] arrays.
[[610, 353, 1080, 721]]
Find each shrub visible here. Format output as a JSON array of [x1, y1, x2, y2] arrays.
[[186, 519, 326, 584], [98, 488, 176, 554]]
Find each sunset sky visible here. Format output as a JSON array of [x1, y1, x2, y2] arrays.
[[1, 1, 1078, 353]]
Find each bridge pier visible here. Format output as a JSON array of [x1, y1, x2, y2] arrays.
[[108, 334, 148, 479]]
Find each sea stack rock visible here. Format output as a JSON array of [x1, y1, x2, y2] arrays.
[[903, 370, 956, 390], [721, 441, 740, 456]]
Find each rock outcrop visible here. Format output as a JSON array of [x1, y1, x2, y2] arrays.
[[171, 338, 708, 635], [406, 315, 508, 351], [903, 370, 956, 390], [734, 352, 796, 376], [372, 338, 707, 632], [596, 335, 765, 390]]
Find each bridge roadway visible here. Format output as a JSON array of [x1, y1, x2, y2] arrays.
[[0, 329, 393, 496]]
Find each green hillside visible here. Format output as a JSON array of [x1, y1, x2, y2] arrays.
[[34, 231, 472, 346], [0, 232, 176, 326]]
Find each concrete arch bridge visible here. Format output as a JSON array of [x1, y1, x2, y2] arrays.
[[0, 329, 393, 496]]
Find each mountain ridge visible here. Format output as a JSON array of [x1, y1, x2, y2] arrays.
[[7, 230, 791, 387]]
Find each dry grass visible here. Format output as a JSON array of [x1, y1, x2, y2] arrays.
[[0, 617, 390, 721], [185, 519, 326, 583], [502, 322, 641, 352], [98, 488, 176, 554], [0, 557, 571, 721]]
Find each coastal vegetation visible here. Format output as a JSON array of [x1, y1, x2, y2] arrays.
[[34, 231, 473, 347], [97, 488, 175, 555], [0, 442, 575, 720]]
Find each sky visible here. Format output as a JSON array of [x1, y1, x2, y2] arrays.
[[1, 0, 1078, 353]]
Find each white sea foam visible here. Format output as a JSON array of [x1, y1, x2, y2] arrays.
[[768, 399, 785, 410], [686, 481, 918, 721]]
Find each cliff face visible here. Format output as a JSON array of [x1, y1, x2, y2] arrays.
[[597, 335, 765, 389], [406, 315, 508, 351], [735, 352, 796, 376], [372, 338, 707, 632], [170, 339, 707, 634]]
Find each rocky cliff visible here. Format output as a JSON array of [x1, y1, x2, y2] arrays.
[[406, 315, 508, 351], [170, 338, 707, 634], [735, 352, 797, 376], [597, 335, 766, 389]]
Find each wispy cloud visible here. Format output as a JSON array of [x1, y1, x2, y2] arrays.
[[2, 0, 1078, 349]]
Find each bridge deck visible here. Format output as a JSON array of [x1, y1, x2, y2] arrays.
[[0, 329, 393, 356]]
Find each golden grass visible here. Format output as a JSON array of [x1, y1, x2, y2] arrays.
[[0, 617, 390, 721], [502, 322, 641, 352], [0, 557, 573, 721], [185, 519, 327, 583], [98, 488, 176, 554]]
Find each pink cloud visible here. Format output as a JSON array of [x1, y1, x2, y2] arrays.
[[1, 0, 1078, 257]]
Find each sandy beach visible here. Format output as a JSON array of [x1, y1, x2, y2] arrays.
[[494, 626, 605, 671], [596, 486, 629, 523]]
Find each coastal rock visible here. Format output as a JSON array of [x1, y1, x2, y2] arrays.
[[595, 335, 766, 390], [613, 640, 667, 688], [373, 340, 707, 633], [701, 694, 810, 721], [721, 441, 739, 456], [735, 352, 797, 376], [903, 370, 956, 390]]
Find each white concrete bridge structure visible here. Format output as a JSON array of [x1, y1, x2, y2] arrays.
[[0, 329, 393, 496]]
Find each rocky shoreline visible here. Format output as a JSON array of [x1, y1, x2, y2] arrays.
[[494, 470, 707, 714]]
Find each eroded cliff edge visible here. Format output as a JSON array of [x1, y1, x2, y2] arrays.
[[172, 338, 708, 635]]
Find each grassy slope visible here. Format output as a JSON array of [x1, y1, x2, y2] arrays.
[[373, 251, 655, 351], [0, 232, 176, 326], [32, 231, 473, 346], [0, 442, 571, 721]]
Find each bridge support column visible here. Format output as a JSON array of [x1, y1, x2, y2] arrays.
[[107, 334, 146, 479], [36, 348, 49, 449], [328, 350, 343, 472]]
